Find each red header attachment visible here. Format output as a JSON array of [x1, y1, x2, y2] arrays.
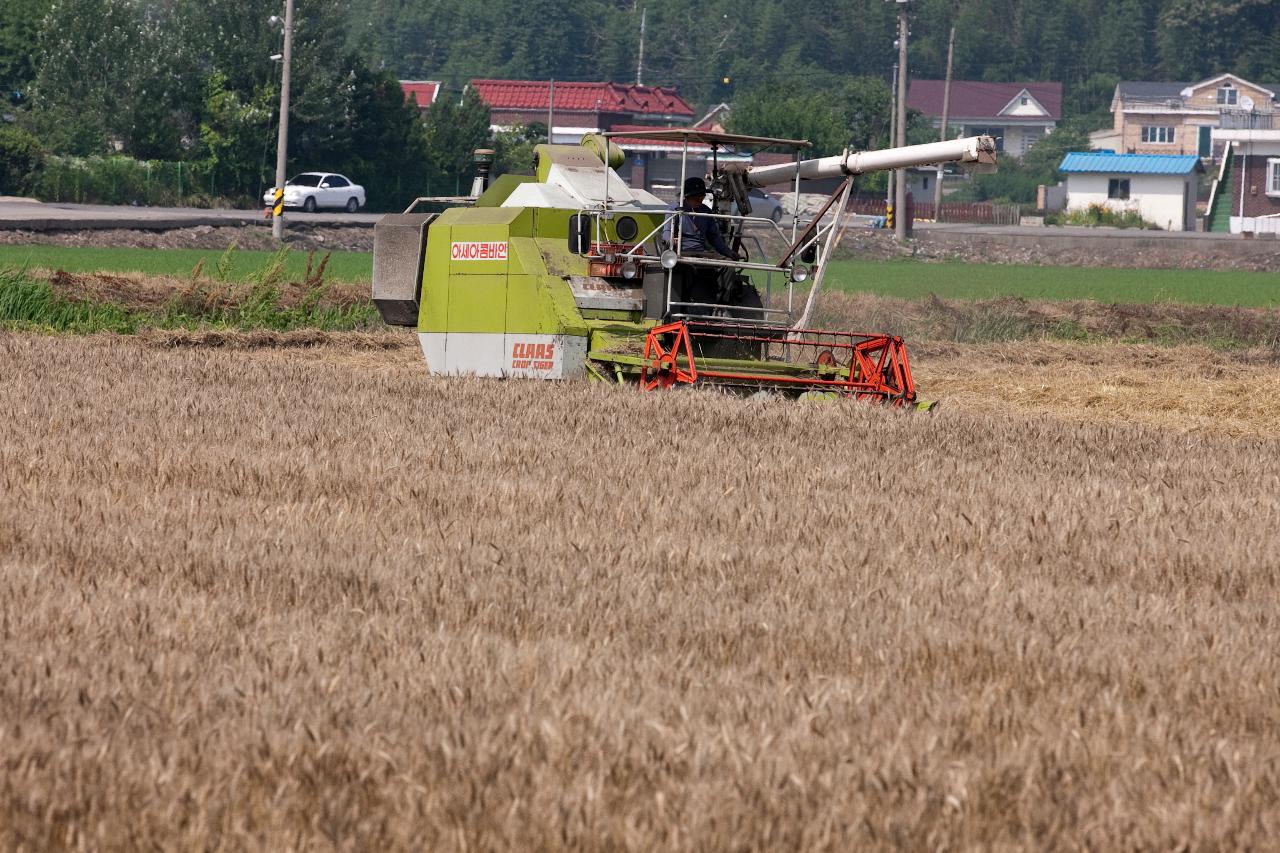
[[640, 319, 918, 405]]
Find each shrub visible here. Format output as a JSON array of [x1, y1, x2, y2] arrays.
[[0, 126, 47, 196], [1061, 202, 1158, 229]]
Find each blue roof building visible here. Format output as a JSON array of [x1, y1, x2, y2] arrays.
[[1058, 152, 1204, 175], [1058, 152, 1204, 231]]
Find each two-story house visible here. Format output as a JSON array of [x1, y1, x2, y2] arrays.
[[906, 81, 1062, 158], [1104, 74, 1278, 159]]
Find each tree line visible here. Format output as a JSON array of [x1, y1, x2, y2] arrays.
[[2, 0, 1278, 206]]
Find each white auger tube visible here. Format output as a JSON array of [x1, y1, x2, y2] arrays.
[[744, 135, 998, 188]]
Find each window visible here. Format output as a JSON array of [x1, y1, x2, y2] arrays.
[[1217, 83, 1238, 106], [1141, 126, 1176, 144], [1269, 159, 1280, 196], [1020, 96, 1029, 106], [328, 176, 349, 187], [1020, 128, 1043, 155], [1108, 179, 1130, 200]]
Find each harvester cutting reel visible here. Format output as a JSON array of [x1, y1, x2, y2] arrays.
[[638, 319, 930, 408]]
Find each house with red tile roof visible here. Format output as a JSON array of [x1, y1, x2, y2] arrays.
[[468, 79, 694, 143], [907, 80, 1062, 158], [399, 81, 441, 117]]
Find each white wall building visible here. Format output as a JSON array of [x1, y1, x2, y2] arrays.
[[1058, 152, 1203, 231]]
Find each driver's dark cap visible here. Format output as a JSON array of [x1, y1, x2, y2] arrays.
[[682, 177, 708, 197]]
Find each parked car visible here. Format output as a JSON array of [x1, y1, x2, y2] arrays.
[[263, 173, 366, 213], [731, 187, 785, 223]]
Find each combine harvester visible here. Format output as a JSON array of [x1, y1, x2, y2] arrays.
[[372, 129, 996, 406]]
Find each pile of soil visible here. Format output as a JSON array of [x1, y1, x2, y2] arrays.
[[0, 223, 373, 252], [748, 224, 1280, 271]]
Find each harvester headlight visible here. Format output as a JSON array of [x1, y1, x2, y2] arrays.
[[615, 216, 639, 241], [621, 259, 639, 279], [661, 249, 678, 270], [790, 265, 810, 283]]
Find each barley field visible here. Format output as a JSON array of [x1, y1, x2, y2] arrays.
[[3, 331, 1280, 850]]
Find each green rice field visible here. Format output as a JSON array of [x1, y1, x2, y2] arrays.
[[824, 259, 1280, 307], [0, 245, 372, 283], [3, 245, 1279, 307]]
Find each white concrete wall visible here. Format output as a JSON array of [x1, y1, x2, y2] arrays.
[[1064, 173, 1196, 230]]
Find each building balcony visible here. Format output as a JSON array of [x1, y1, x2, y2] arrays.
[[1219, 111, 1274, 130]]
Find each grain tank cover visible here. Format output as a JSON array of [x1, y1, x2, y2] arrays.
[[372, 212, 436, 326]]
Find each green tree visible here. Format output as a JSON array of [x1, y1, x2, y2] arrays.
[[0, 0, 50, 108], [197, 72, 274, 199], [728, 76, 893, 157], [953, 124, 1090, 204], [331, 66, 432, 211], [29, 0, 193, 158], [0, 125, 46, 194], [494, 123, 543, 178], [421, 87, 492, 194]]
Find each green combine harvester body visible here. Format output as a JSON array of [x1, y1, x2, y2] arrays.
[[372, 130, 998, 399], [415, 180, 665, 380]]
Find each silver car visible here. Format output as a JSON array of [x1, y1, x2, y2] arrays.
[[730, 187, 784, 223], [263, 172, 366, 213]]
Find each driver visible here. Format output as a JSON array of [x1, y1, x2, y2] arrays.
[[662, 177, 737, 259], [662, 177, 740, 313]]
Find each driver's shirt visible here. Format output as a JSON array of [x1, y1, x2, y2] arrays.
[[662, 200, 733, 257]]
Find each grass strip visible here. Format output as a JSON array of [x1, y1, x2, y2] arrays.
[[0, 257, 378, 334], [824, 260, 1280, 307], [0, 244, 373, 283]]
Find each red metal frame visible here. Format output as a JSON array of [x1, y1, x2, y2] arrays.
[[640, 321, 698, 390], [640, 319, 917, 405]]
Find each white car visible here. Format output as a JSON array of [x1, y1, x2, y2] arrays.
[[263, 173, 366, 213]]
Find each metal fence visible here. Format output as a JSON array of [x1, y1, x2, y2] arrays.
[[35, 156, 255, 208], [846, 194, 1022, 225]]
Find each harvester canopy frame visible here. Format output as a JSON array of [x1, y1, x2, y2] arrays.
[[599, 128, 836, 330]]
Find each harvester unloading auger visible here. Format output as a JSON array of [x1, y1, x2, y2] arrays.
[[372, 129, 997, 405]]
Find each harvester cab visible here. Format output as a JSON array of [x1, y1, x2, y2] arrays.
[[372, 129, 997, 403]]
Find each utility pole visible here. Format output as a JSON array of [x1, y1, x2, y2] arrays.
[[547, 78, 555, 144], [636, 8, 646, 86], [271, 0, 294, 242], [894, 0, 909, 241], [934, 24, 955, 222], [887, 62, 897, 207]]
